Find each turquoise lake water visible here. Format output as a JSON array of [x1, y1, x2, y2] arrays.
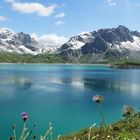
[[0, 64, 140, 139]]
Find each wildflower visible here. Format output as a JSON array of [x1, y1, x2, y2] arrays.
[[22, 112, 27, 116], [49, 126, 53, 132], [11, 124, 16, 140], [33, 135, 36, 139], [57, 135, 61, 140], [41, 122, 53, 140], [49, 122, 53, 140], [22, 112, 28, 122], [92, 95, 106, 128], [22, 123, 37, 140], [12, 124, 16, 130], [9, 136, 13, 140], [89, 123, 96, 130], [92, 95, 103, 104], [23, 115, 28, 122], [88, 123, 96, 140], [123, 105, 134, 117], [40, 136, 43, 140], [20, 112, 28, 139]]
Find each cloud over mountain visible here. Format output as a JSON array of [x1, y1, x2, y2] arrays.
[[31, 33, 68, 46]]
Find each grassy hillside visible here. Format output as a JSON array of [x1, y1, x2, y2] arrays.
[[60, 112, 140, 140], [1, 53, 140, 68], [0, 53, 65, 63], [110, 61, 140, 69]]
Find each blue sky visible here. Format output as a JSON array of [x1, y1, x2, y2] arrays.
[[0, 0, 140, 45]]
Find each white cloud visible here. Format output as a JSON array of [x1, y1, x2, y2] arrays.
[[55, 12, 65, 18], [0, 16, 7, 21], [31, 33, 68, 46], [106, 0, 117, 6], [6, 0, 56, 17], [55, 20, 65, 26]]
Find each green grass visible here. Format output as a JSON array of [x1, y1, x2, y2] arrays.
[[110, 61, 140, 69], [0, 53, 65, 63], [60, 113, 140, 140], [1, 53, 140, 69]]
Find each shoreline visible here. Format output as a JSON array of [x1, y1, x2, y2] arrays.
[[110, 63, 140, 69], [0, 62, 140, 69], [0, 62, 110, 66]]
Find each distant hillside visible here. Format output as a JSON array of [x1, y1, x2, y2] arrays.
[[0, 53, 65, 63]]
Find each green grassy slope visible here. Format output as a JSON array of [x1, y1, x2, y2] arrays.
[[0, 53, 65, 63], [60, 113, 140, 140]]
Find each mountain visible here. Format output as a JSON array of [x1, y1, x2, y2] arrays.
[[59, 25, 140, 63], [0, 28, 58, 55], [1, 25, 140, 64]]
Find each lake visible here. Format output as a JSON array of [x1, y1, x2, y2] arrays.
[[0, 64, 140, 139]]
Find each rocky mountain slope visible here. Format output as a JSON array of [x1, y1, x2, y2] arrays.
[[59, 25, 140, 63], [0, 28, 58, 55], [0, 25, 140, 63]]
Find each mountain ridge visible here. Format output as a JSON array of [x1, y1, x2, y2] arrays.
[[59, 25, 140, 63], [0, 28, 58, 55], [0, 25, 140, 64]]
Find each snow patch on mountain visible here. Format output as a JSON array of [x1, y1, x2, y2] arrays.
[[1, 25, 140, 63], [60, 32, 94, 51], [121, 36, 140, 51], [0, 28, 63, 54], [68, 40, 85, 50]]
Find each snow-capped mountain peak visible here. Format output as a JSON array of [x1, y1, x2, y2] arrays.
[[59, 32, 94, 52], [0, 28, 59, 54], [59, 25, 140, 63], [1, 25, 140, 64]]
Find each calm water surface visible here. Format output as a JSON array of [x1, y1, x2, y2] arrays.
[[0, 64, 140, 139]]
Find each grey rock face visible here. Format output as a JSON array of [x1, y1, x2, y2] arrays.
[[114, 25, 133, 42], [0, 29, 44, 54], [82, 35, 109, 54], [0, 25, 140, 63], [60, 25, 140, 63], [60, 49, 82, 62], [17, 32, 32, 47], [131, 31, 140, 37]]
